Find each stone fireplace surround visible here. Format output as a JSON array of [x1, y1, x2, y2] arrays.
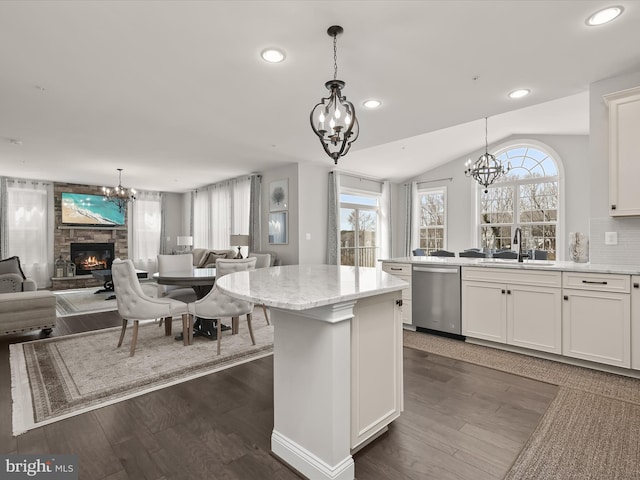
[[52, 182, 128, 290]]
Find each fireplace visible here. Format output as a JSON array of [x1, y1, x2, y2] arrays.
[[70, 243, 115, 276]]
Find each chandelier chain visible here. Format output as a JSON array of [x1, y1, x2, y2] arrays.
[[333, 34, 338, 80]]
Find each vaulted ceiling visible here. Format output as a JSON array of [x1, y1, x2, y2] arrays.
[[1, 1, 638, 192]]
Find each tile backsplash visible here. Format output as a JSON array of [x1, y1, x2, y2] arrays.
[[589, 217, 640, 266]]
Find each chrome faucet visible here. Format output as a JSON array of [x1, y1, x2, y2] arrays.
[[513, 227, 528, 263]]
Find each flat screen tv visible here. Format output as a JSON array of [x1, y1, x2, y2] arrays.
[[61, 192, 125, 226]]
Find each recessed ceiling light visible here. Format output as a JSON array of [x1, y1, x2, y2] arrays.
[[509, 89, 530, 99], [586, 6, 624, 26], [261, 48, 286, 63], [362, 99, 382, 109]]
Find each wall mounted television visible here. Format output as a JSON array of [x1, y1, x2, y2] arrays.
[[61, 192, 126, 226]]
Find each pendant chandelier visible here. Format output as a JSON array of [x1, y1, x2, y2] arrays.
[[464, 117, 510, 193], [102, 168, 136, 212], [309, 25, 359, 165]]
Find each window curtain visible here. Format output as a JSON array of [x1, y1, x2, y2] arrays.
[[249, 175, 262, 252], [380, 180, 392, 260], [128, 190, 162, 273], [192, 176, 251, 252], [403, 182, 416, 257], [326, 171, 340, 264], [0, 177, 54, 288]]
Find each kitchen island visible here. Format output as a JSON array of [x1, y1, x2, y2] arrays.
[[216, 264, 407, 480]]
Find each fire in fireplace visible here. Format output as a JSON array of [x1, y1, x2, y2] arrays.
[[70, 243, 115, 276]]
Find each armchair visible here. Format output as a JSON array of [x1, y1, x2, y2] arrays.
[[0, 256, 37, 293]]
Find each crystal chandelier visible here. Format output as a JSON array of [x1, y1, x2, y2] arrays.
[[310, 25, 359, 165], [464, 117, 510, 193], [102, 168, 136, 212]]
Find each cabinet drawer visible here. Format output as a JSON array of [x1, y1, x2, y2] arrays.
[[462, 266, 561, 287], [563, 272, 630, 293], [382, 263, 411, 276]]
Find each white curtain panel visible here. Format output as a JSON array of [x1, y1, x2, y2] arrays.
[[1, 177, 54, 288], [193, 189, 211, 249], [232, 176, 251, 256], [403, 182, 416, 257], [129, 190, 162, 273], [209, 183, 231, 249], [326, 171, 340, 265]]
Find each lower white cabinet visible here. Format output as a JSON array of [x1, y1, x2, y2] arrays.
[[462, 267, 562, 354], [381, 262, 412, 325], [562, 272, 631, 368], [632, 276, 640, 370]]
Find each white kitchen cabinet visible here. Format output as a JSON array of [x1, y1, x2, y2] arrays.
[[381, 262, 412, 325], [462, 267, 562, 354], [604, 86, 640, 216], [562, 272, 631, 368], [629, 276, 640, 370]]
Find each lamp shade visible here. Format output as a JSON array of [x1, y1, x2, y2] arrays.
[[177, 236, 193, 246], [230, 234, 250, 247]]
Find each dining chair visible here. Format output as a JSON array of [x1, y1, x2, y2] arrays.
[[112, 258, 191, 356], [187, 257, 257, 355], [248, 252, 271, 325], [412, 249, 426, 256], [458, 250, 487, 258], [156, 254, 197, 303], [493, 250, 518, 259]]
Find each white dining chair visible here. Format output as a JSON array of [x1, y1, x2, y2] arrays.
[[112, 258, 191, 356], [187, 257, 257, 355], [248, 252, 271, 325]]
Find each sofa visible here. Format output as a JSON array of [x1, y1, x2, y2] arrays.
[[191, 248, 237, 268], [0, 291, 56, 336], [0, 256, 37, 293]]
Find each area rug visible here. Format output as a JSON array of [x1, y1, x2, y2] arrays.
[[404, 330, 640, 480], [10, 313, 273, 436], [54, 282, 158, 317]]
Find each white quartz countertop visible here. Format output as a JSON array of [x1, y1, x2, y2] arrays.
[[215, 264, 408, 310], [380, 256, 640, 275]]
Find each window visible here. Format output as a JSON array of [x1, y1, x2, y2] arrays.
[[415, 187, 447, 254], [340, 193, 379, 267], [478, 145, 559, 259]]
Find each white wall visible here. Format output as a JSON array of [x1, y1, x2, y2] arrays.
[[162, 192, 187, 253], [298, 163, 331, 264], [396, 134, 589, 259]]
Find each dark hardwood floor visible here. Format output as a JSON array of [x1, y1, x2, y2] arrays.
[[0, 313, 558, 479]]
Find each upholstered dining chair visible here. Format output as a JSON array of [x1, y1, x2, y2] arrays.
[[157, 254, 197, 303], [458, 250, 487, 258], [248, 252, 271, 325], [429, 250, 455, 257], [187, 257, 257, 355], [112, 258, 191, 356], [493, 250, 518, 259]]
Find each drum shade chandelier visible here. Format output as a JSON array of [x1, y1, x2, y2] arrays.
[[102, 168, 136, 212], [310, 25, 359, 165], [464, 117, 510, 193]]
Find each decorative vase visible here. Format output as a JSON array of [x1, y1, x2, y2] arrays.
[[569, 232, 589, 263]]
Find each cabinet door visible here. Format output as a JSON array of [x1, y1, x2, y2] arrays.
[[632, 276, 640, 370], [507, 285, 562, 354], [562, 289, 631, 367], [382, 263, 412, 325], [605, 86, 640, 216], [462, 281, 506, 343]]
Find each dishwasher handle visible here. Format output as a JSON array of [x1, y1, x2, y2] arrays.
[[413, 266, 459, 274]]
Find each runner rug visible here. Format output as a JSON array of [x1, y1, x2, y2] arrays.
[[10, 313, 273, 436]]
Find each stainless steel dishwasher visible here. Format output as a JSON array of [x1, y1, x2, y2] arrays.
[[412, 264, 463, 337]]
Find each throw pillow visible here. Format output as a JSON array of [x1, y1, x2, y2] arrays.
[[0, 256, 26, 279], [197, 251, 228, 268]]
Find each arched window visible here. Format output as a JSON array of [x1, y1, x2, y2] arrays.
[[478, 144, 561, 260]]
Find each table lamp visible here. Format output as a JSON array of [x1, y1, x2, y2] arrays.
[[230, 234, 250, 259], [176, 235, 193, 253]]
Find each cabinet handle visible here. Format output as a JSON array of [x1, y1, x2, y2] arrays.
[[507, 290, 511, 294], [611, 204, 617, 210], [501, 289, 506, 294], [634, 283, 639, 289], [395, 299, 403, 307], [564, 295, 569, 300], [390, 267, 402, 271], [582, 280, 608, 285]]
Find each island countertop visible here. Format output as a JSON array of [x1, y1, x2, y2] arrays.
[[215, 264, 408, 310]]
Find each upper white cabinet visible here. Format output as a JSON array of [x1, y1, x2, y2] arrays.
[[604, 86, 640, 216]]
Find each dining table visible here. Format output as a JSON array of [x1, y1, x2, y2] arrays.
[[152, 267, 223, 341]]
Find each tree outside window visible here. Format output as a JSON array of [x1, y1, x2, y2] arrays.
[[416, 187, 446, 254], [340, 193, 379, 267]]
